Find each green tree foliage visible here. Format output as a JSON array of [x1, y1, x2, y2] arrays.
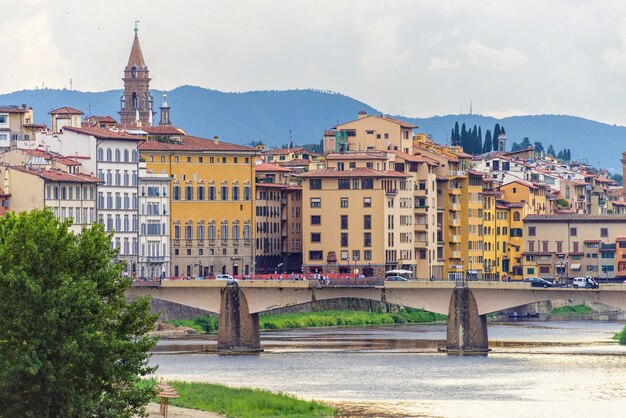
[[0, 210, 157, 417], [452, 121, 460, 146], [534, 141, 544, 153], [519, 137, 531, 149], [492, 123, 501, 151], [483, 129, 493, 153], [547, 145, 555, 156], [611, 174, 623, 185], [511, 141, 521, 152]]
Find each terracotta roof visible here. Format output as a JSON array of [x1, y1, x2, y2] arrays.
[[334, 114, 417, 129], [85, 115, 117, 124], [139, 136, 257, 153], [299, 167, 410, 179], [525, 214, 626, 222], [127, 33, 146, 68], [0, 106, 29, 113], [10, 166, 101, 184], [276, 159, 311, 167], [63, 126, 140, 140], [49, 106, 84, 115], [326, 153, 387, 161], [266, 147, 316, 156], [144, 125, 184, 135], [389, 150, 437, 165], [255, 163, 292, 172], [501, 179, 538, 190]]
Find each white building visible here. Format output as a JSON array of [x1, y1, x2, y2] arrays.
[[138, 161, 171, 279], [37, 126, 143, 274]]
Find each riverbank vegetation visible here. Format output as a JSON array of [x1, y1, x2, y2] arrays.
[[614, 325, 626, 345], [165, 308, 446, 334], [550, 304, 593, 315], [143, 380, 335, 417]]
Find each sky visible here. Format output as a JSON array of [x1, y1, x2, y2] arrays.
[[4, 0, 626, 125]]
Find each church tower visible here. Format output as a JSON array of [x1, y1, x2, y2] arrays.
[[118, 23, 154, 127], [159, 92, 171, 125]]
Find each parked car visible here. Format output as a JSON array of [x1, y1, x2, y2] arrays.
[[523, 277, 554, 288], [215, 274, 238, 285], [385, 276, 409, 282], [572, 277, 598, 289]]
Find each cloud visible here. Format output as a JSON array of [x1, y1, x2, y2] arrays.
[[428, 57, 460, 71], [461, 39, 529, 70], [355, 15, 410, 81]]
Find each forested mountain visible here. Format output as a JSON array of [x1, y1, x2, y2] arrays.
[[2, 86, 625, 169]]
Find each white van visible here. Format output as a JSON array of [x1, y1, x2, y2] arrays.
[[572, 277, 598, 289]]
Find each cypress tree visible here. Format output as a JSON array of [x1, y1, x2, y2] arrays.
[[493, 123, 501, 151], [460, 123, 467, 151], [483, 129, 493, 153], [453, 122, 460, 146]]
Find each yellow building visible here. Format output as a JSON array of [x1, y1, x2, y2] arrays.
[[482, 178, 500, 280], [0, 105, 37, 144], [301, 160, 414, 278], [326, 111, 415, 154], [499, 179, 548, 215], [49, 107, 84, 133], [139, 135, 257, 278]]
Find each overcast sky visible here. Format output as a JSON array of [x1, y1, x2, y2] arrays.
[[4, 0, 626, 125]]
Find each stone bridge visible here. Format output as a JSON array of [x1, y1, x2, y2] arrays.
[[126, 280, 626, 354]]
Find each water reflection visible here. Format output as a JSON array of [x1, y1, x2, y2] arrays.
[[151, 321, 626, 417]]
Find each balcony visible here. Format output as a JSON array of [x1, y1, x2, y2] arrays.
[[385, 188, 398, 196], [146, 256, 166, 263]]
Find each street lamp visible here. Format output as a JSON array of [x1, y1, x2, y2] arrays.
[[353, 255, 358, 285]]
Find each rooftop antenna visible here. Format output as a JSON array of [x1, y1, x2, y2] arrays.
[[69, 78, 73, 90], [469, 100, 473, 115], [134, 20, 140, 33]]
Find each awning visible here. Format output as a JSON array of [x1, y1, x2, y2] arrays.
[[571, 263, 581, 270]]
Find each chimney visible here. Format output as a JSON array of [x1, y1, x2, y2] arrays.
[[358, 110, 367, 119], [213, 135, 219, 144]]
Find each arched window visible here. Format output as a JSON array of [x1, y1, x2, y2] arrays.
[[97, 147, 104, 161], [132, 92, 138, 108], [115, 149, 121, 162], [106, 148, 112, 161], [514, 212, 521, 222], [131, 67, 137, 78]]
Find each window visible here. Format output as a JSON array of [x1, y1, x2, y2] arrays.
[[364, 250, 372, 260], [361, 179, 374, 189], [185, 185, 194, 200], [221, 185, 229, 200], [338, 179, 350, 189], [310, 198, 321, 208], [340, 197, 348, 208], [311, 233, 321, 243], [208, 185, 216, 200], [173, 186, 181, 200], [197, 186, 205, 200], [570, 227, 577, 236], [528, 226, 536, 236], [601, 228, 608, 237], [341, 233, 348, 247], [364, 215, 371, 229], [185, 225, 193, 240], [363, 197, 372, 208], [557, 242, 563, 253], [341, 215, 348, 229], [310, 179, 322, 190], [309, 251, 323, 260], [364, 232, 371, 247], [311, 215, 321, 225], [514, 212, 521, 221], [244, 185, 251, 200], [232, 186, 240, 201], [174, 225, 181, 239]]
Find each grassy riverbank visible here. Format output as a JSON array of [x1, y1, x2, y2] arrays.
[[165, 308, 446, 334], [142, 380, 334, 417], [550, 304, 593, 315]]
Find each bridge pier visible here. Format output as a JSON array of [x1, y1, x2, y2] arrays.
[[217, 286, 261, 353], [446, 286, 489, 355]]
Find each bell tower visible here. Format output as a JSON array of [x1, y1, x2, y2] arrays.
[[118, 22, 154, 127]]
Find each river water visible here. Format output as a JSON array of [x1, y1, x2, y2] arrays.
[[150, 317, 626, 417]]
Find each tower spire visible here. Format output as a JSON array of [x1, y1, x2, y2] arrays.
[[118, 25, 153, 126]]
